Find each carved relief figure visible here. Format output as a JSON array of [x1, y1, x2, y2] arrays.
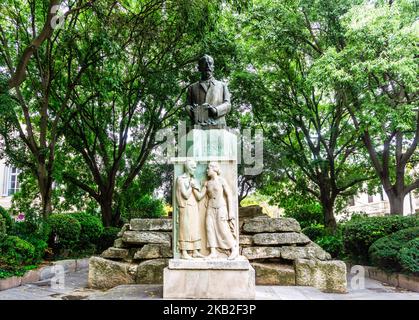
[[176, 160, 205, 259], [199, 162, 239, 260]]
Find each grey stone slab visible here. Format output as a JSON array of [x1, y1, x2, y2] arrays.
[[168, 256, 251, 270], [101, 247, 129, 259], [242, 247, 282, 260], [243, 217, 301, 233], [134, 244, 172, 259], [163, 265, 255, 299], [130, 219, 172, 231], [76, 258, 90, 271], [122, 231, 171, 245], [253, 232, 311, 245]]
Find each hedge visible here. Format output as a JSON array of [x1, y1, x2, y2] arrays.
[[47, 214, 81, 250], [71, 212, 104, 247], [343, 215, 419, 263], [368, 227, 419, 272], [399, 238, 419, 274]]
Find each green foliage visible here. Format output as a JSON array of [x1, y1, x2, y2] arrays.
[[0, 206, 13, 233], [71, 212, 104, 247], [302, 224, 327, 241], [47, 214, 81, 250], [369, 227, 419, 272], [343, 215, 419, 264], [317, 234, 345, 259], [0, 235, 35, 266], [122, 194, 165, 221], [96, 227, 120, 252], [399, 238, 419, 274], [12, 220, 50, 262], [0, 217, 6, 239]]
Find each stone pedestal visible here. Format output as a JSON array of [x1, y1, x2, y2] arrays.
[[163, 257, 255, 299]]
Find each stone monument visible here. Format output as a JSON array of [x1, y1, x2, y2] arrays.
[[163, 54, 255, 299]]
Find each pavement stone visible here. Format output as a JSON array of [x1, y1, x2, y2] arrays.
[[0, 265, 418, 300]]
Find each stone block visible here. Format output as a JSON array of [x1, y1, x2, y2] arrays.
[[133, 244, 172, 259], [117, 223, 130, 237], [253, 232, 310, 246], [130, 218, 172, 231], [243, 217, 301, 233], [114, 238, 126, 248], [295, 259, 347, 293], [242, 247, 282, 260], [168, 256, 250, 270], [239, 205, 265, 219], [239, 235, 254, 246], [88, 256, 137, 289], [39, 266, 54, 280], [251, 262, 295, 285], [136, 259, 169, 284], [101, 247, 129, 260], [163, 258, 255, 299], [21, 270, 40, 284], [0, 276, 21, 291], [122, 231, 171, 245], [76, 258, 90, 271], [397, 274, 419, 293], [281, 245, 331, 261], [53, 259, 76, 273]]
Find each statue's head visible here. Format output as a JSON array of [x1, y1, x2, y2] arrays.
[[207, 161, 220, 178], [184, 159, 197, 176], [198, 54, 214, 80]]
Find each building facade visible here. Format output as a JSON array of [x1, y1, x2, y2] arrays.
[[345, 186, 419, 218]]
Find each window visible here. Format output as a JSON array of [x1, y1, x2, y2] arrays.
[[2, 167, 20, 196], [8, 167, 20, 195], [368, 195, 374, 203], [348, 197, 355, 207]]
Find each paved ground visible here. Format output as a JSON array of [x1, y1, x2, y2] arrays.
[[0, 268, 418, 300]]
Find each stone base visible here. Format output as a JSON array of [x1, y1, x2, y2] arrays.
[[163, 257, 255, 299]]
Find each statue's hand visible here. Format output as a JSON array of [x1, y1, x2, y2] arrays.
[[208, 106, 217, 117]]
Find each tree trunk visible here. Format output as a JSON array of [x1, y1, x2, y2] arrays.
[[100, 198, 113, 227], [387, 191, 405, 215], [320, 192, 337, 232], [37, 165, 53, 218], [40, 186, 53, 219], [323, 202, 337, 232]]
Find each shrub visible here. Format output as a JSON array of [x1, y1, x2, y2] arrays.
[[0, 206, 13, 233], [302, 224, 326, 241], [47, 214, 81, 250], [71, 212, 104, 247], [96, 227, 119, 252], [399, 238, 419, 274], [12, 220, 50, 262], [343, 215, 419, 264], [0, 235, 36, 265], [0, 216, 6, 239], [317, 234, 344, 259], [123, 194, 165, 220], [369, 227, 419, 272]]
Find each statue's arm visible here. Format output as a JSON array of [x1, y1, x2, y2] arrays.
[[178, 177, 192, 199], [222, 178, 235, 220], [185, 86, 195, 120], [213, 83, 231, 118], [193, 181, 207, 200]]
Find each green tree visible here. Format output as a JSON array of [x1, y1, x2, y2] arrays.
[[232, 0, 371, 230], [0, 0, 100, 217], [312, 0, 419, 215]]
